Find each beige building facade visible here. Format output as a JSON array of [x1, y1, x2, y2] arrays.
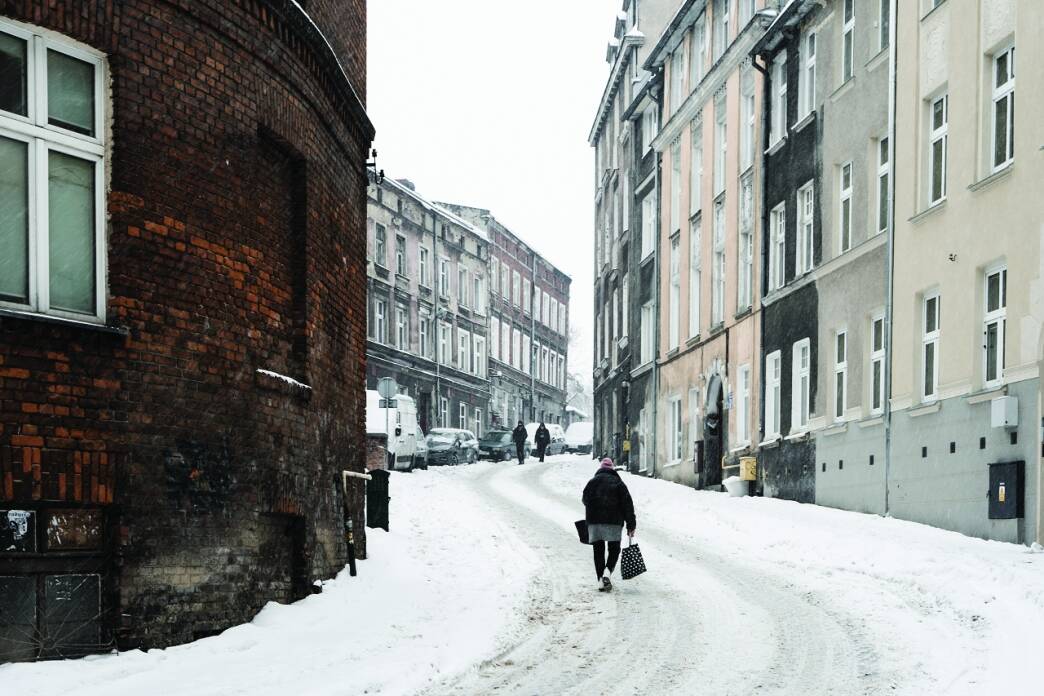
[[891, 0, 1044, 543]]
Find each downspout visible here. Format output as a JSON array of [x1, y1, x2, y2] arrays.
[[530, 252, 537, 421], [651, 97, 663, 478], [883, 0, 898, 516], [434, 217, 441, 427]]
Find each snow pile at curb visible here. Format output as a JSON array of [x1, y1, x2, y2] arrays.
[[0, 466, 529, 696]]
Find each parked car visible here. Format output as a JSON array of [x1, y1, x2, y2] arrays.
[[526, 423, 567, 456], [564, 422, 594, 454], [478, 430, 530, 461], [426, 428, 478, 465], [365, 390, 420, 471], [413, 427, 429, 469]]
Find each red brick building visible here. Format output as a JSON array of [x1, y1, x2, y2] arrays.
[[0, 1, 374, 659]]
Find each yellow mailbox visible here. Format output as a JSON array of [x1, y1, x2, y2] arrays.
[[739, 456, 757, 482]]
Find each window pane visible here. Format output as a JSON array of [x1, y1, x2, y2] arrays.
[[995, 51, 1008, 86], [48, 50, 95, 136], [924, 343, 935, 396], [994, 97, 1009, 167], [873, 362, 882, 410], [931, 140, 944, 201], [835, 376, 843, 416], [0, 32, 28, 116], [0, 136, 29, 303], [985, 323, 998, 381], [987, 273, 1000, 312], [48, 151, 96, 314], [925, 297, 937, 332]]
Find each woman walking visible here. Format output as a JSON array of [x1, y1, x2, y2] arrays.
[[511, 420, 528, 465], [535, 422, 551, 462], [582, 457, 636, 592]]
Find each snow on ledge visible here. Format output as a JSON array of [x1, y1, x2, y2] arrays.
[[256, 369, 312, 390]]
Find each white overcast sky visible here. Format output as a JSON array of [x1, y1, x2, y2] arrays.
[[367, 0, 622, 388]]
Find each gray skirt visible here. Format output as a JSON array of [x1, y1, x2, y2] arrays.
[[587, 523, 623, 543]]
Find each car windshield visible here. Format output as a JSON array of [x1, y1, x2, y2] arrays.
[[481, 431, 511, 444], [428, 430, 457, 444]]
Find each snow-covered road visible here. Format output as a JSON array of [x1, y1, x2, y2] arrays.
[[6, 454, 1044, 695]]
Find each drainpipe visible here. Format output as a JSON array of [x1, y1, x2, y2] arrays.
[[434, 217, 441, 427], [651, 108, 663, 479], [530, 253, 537, 422], [883, 0, 898, 516]]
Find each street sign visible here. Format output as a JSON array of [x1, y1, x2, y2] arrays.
[[377, 377, 398, 399]]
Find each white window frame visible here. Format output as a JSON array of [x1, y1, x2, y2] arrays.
[[690, 120, 703, 216], [878, 0, 890, 52], [0, 21, 110, 323], [474, 408, 483, 438], [490, 317, 500, 361], [983, 266, 1007, 388], [670, 138, 682, 232], [834, 330, 848, 421], [640, 301, 654, 365], [439, 397, 448, 428], [512, 328, 521, 370], [439, 257, 450, 296], [800, 31, 817, 118], [870, 314, 885, 415], [741, 75, 755, 170], [374, 299, 387, 343], [737, 364, 751, 445], [395, 305, 408, 349], [928, 94, 948, 205], [771, 55, 787, 145], [714, 94, 727, 195], [991, 46, 1015, 172], [738, 175, 753, 310], [669, 235, 681, 350], [522, 334, 531, 373], [458, 329, 470, 371], [500, 263, 510, 302], [641, 192, 656, 258], [839, 162, 853, 253], [512, 270, 521, 306], [877, 137, 889, 235], [769, 203, 786, 291], [797, 181, 814, 273], [459, 402, 467, 429], [474, 335, 486, 377], [791, 338, 811, 432], [690, 20, 706, 88], [713, 0, 731, 61], [419, 247, 430, 287], [765, 350, 782, 439], [458, 267, 469, 308], [642, 106, 657, 153], [689, 217, 701, 339], [668, 395, 683, 463], [439, 321, 452, 363], [522, 277, 531, 315], [712, 198, 726, 325], [670, 43, 686, 114], [419, 311, 430, 358], [500, 320, 510, 363], [842, 0, 855, 83], [473, 275, 485, 315]]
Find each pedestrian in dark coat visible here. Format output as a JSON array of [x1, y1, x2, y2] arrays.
[[582, 457, 636, 592], [535, 422, 551, 462], [511, 421, 528, 465]]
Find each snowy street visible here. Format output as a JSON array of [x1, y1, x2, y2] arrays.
[[6, 454, 1044, 695]]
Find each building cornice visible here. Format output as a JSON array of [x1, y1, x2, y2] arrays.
[[589, 33, 646, 144]]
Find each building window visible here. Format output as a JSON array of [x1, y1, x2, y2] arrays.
[[689, 217, 702, 339], [458, 329, 470, 371], [839, 162, 852, 253], [879, 0, 890, 51], [928, 94, 948, 205], [834, 330, 847, 421], [670, 138, 682, 232], [992, 46, 1015, 171], [439, 258, 450, 296], [797, 181, 814, 273], [642, 106, 658, 153], [459, 403, 467, 429], [474, 408, 483, 437], [801, 32, 816, 118], [374, 299, 387, 343], [877, 137, 889, 234], [374, 224, 387, 266], [842, 0, 855, 82], [522, 334, 531, 373], [712, 198, 726, 325], [771, 54, 787, 144], [670, 43, 686, 114], [688, 387, 701, 458], [690, 120, 703, 216], [769, 203, 786, 291], [439, 321, 451, 363], [870, 315, 885, 414], [512, 328, 521, 370], [622, 275, 630, 338], [638, 408, 649, 472], [669, 235, 681, 350], [512, 270, 521, 306], [490, 317, 500, 361], [419, 313, 430, 358], [501, 263, 510, 302], [0, 21, 108, 322], [611, 287, 619, 341], [395, 305, 408, 349], [984, 267, 1007, 387], [490, 256, 499, 295], [737, 364, 751, 444], [439, 397, 448, 428], [713, 0, 730, 62], [501, 321, 510, 364], [395, 235, 406, 275], [922, 296, 939, 402], [419, 247, 430, 287], [738, 175, 753, 309], [791, 338, 811, 431], [668, 396, 682, 462], [640, 301, 654, 364], [458, 268, 470, 308], [641, 192, 656, 258], [765, 351, 781, 438], [714, 92, 727, 195], [474, 335, 486, 377], [522, 277, 531, 315], [741, 67, 755, 171], [690, 20, 706, 88], [473, 275, 485, 314]]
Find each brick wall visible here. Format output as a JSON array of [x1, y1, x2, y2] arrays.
[[0, 0, 373, 651]]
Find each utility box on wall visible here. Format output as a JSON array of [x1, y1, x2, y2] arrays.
[[988, 460, 1025, 519], [991, 396, 1018, 428]]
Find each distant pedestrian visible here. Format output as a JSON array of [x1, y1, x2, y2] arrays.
[[535, 422, 551, 462], [582, 457, 636, 592], [512, 420, 528, 465]]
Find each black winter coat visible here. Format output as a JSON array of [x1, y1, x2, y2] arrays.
[[511, 425, 528, 446], [535, 426, 550, 447], [582, 469, 636, 531]]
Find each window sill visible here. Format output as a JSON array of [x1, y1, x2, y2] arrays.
[[820, 422, 848, 437], [921, 0, 947, 22], [785, 429, 811, 442], [792, 112, 815, 134], [859, 415, 884, 428], [909, 401, 941, 418], [908, 200, 946, 224], [640, 251, 656, 268], [966, 385, 1007, 405], [734, 307, 752, 321], [866, 47, 888, 72], [759, 436, 781, 449], [968, 164, 1013, 193], [662, 459, 682, 469], [829, 77, 856, 103], [0, 307, 128, 336], [765, 136, 787, 157]]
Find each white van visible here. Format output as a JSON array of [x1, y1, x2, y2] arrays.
[[365, 390, 419, 471]]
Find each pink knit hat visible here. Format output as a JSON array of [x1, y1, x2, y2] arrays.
[[600, 457, 614, 469]]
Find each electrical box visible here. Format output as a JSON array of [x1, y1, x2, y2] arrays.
[[988, 460, 1025, 519], [991, 396, 1018, 428], [739, 456, 757, 482]]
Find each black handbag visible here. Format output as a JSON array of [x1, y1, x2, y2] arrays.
[[620, 537, 646, 580], [574, 519, 589, 544]]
